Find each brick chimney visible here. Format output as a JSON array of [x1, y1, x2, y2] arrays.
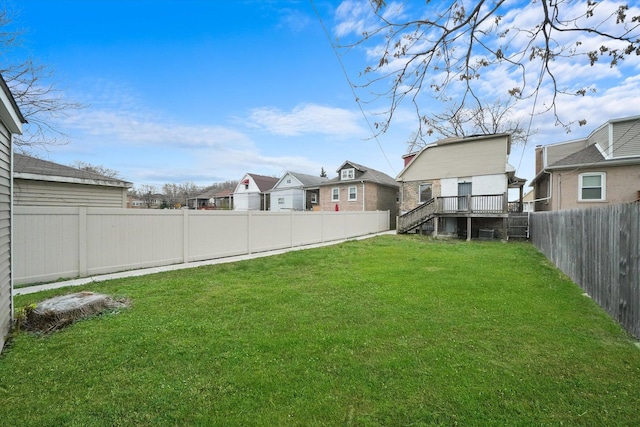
[[535, 145, 544, 175]]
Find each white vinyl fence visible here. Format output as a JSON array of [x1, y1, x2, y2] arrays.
[[14, 207, 390, 285]]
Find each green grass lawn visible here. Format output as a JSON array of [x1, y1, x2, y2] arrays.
[[2, 235, 640, 426]]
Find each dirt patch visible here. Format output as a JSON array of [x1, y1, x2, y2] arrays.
[[18, 292, 129, 334]]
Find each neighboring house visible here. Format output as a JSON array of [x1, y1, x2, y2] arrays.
[[127, 196, 146, 209], [531, 116, 640, 211], [233, 173, 278, 211], [269, 171, 328, 211], [14, 154, 133, 207], [127, 193, 164, 209], [521, 189, 535, 213], [318, 161, 399, 226], [396, 134, 526, 239], [0, 74, 26, 354], [186, 188, 234, 210]]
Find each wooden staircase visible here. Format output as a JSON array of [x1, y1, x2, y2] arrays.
[[397, 198, 437, 234]]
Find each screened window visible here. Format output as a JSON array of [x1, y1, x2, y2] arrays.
[[331, 188, 339, 201], [348, 186, 357, 201], [579, 173, 605, 200], [419, 183, 433, 203], [278, 197, 285, 205]]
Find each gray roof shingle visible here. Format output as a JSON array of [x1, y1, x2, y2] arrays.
[[14, 153, 132, 186]]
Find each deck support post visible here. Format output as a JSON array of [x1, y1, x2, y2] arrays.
[[503, 217, 508, 241], [433, 216, 438, 238], [466, 217, 471, 241]]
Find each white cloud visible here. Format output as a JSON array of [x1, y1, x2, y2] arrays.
[[248, 103, 364, 136], [61, 108, 253, 149]]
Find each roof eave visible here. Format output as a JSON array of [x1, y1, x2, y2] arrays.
[[14, 172, 133, 188]]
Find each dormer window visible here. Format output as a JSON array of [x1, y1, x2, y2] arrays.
[[341, 168, 355, 180]]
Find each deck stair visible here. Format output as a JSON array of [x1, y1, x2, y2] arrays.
[[397, 198, 437, 234]]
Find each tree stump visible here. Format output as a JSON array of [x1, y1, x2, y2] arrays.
[[20, 292, 129, 333]]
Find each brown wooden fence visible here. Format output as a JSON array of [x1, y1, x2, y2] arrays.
[[530, 203, 640, 339]]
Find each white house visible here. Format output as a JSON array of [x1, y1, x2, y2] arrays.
[[233, 173, 278, 211], [269, 171, 328, 211]]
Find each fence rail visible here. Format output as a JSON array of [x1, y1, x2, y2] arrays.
[[530, 203, 640, 339], [14, 207, 390, 285]]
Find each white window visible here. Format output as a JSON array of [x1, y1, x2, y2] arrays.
[[286, 179, 291, 184], [278, 197, 285, 205], [419, 183, 433, 203], [341, 168, 355, 180], [348, 186, 357, 201], [310, 193, 318, 204], [331, 188, 339, 201], [579, 172, 606, 201]]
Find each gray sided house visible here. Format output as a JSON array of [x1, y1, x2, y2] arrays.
[[269, 171, 328, 211], [396, 134, 526, 239], [531, 116, 640, 211], [318, 161, 399, 226], [0, 75, 26, 353], [14, 154, 132, 207]]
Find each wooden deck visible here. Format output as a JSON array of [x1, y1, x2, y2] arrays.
[[398, 193, 525, 235]]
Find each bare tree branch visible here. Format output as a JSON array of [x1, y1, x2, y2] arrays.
[[0, 8, 83, 151], [340, 1, 640, 139]]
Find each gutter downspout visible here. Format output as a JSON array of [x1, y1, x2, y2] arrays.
[[361, 180, 365, 211]]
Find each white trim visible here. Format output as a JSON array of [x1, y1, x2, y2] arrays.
[[578, 172, 606, 201], [341, 168, 355, 180], [14, 172, 132, 188], [418, 182, 433, 203], [348, 185, 357, 201], [331, 187, 339, 202]]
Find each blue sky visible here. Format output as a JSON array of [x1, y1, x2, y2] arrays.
[[8, 0, 640, 191]]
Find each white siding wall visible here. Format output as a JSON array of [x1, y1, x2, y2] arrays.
[[270, 188, 304, 211], [441, 178, 458, 197], [0, 123, 10, 352], [472, 174, 507, 194], [233, 176, 264, 211]]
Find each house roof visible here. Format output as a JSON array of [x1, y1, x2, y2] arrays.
[[14, 154, 133, 188], [273, 171, 328, 189], [246, 173, 279, 192], [530, 137, 640, 186], [550, 144, 604, 167], [191, 188, 234, 200], [320, 160, 399, 188]]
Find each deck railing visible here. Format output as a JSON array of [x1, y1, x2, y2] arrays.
[[398, 193, 512, 233], [437, 193, 507, 214], [397, 198, 437, 233]]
